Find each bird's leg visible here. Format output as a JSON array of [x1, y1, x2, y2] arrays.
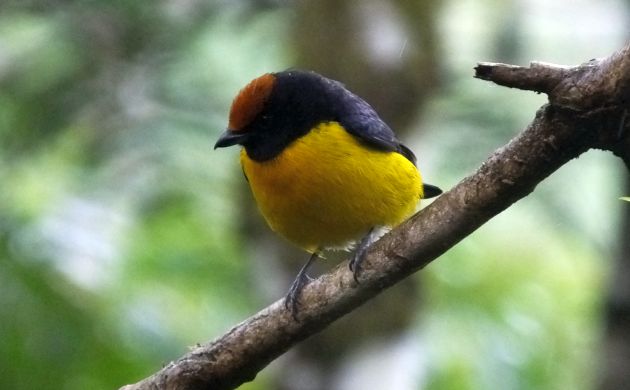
[[349, 227, 379, 283], [285, 251, 319, 319]]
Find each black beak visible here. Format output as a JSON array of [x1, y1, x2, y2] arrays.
[[214, 129, 249, 149]]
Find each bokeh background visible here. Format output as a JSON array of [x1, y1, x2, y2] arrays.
[[0, 1, 628, 389]]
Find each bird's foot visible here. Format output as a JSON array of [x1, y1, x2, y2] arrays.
[[349, 227, 379, 283], [349, 246, 367, 283], [284, 272, 313, 320], [284, 251, 319, 320]]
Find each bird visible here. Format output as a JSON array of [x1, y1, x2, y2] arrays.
[[214, 70, 441, 317]]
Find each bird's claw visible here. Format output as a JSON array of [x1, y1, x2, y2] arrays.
[[349, 249, 366, 284], [284, 273, 312, 320]]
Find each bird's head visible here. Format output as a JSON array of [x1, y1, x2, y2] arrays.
[[214, 73, 276, 149], [214, 70, 347, 161]]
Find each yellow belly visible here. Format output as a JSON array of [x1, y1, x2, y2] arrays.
[[240, 122, 423, 252]]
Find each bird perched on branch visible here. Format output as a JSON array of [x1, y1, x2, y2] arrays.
[[215, 70, 441, 317]]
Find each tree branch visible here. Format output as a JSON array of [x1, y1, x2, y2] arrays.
[[121, 44, 630, 390]]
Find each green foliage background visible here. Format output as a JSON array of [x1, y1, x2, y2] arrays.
[[0, 1, 626, 389]]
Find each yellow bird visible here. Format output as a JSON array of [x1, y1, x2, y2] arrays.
[[215, 70, 441, 315]]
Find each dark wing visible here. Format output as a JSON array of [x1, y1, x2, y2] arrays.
[[322, 77, 442, 197], [398, 144, 417, 165], [332, 82, 416, 165]]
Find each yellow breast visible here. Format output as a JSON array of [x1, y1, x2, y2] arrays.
[[240, 122, 423, 252]]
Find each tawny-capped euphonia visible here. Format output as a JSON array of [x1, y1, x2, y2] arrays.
[[215, 70, 441, 316]]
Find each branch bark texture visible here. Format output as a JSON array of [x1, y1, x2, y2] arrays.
[[122, 44, 630, 390]]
